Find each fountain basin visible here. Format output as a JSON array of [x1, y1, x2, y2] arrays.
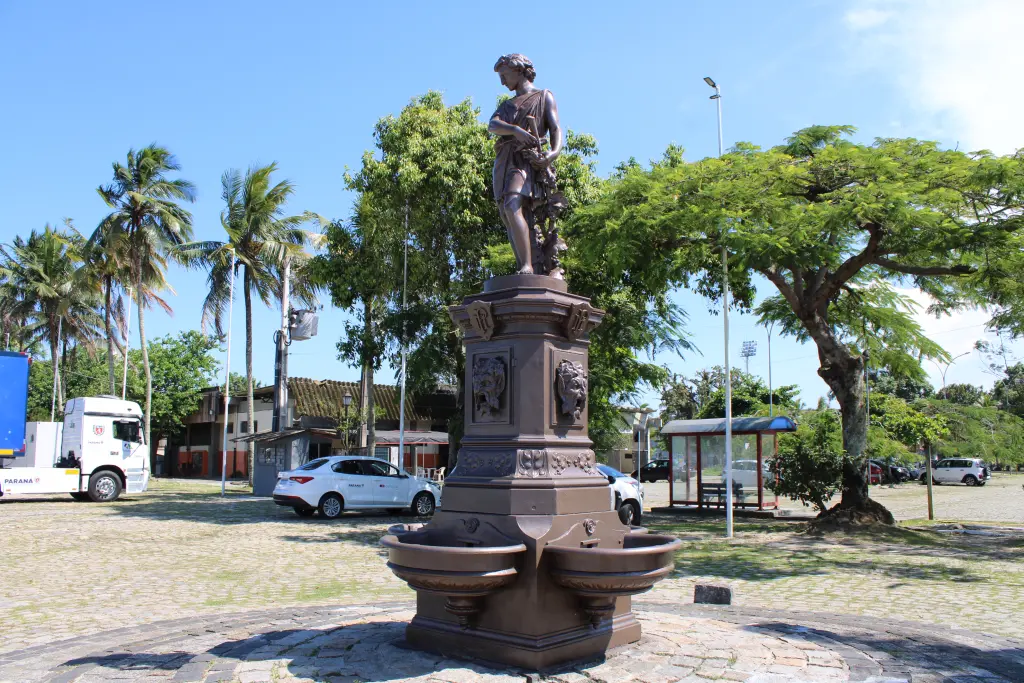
[[381, 529, 527, 627], [545, 533, 682, 626]]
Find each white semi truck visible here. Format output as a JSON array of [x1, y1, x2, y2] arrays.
[[1, 396, 150, 502]]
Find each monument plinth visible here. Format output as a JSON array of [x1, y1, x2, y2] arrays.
[[379, 54, 679, 671]]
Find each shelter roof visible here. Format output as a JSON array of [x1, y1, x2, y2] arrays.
[[661, 416, 797, 435]]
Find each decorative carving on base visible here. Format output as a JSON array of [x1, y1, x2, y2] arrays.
[[555, 359, 588, 421], [565, 302, 595, 341], [467, 300, 496, 340], [517, 449, 547, 478], [457, 451, 516, 477], [472, 356, 507, 422], [550, 451, 596, 475]]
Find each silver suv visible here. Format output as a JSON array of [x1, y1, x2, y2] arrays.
[[924, 458, 991, 486]]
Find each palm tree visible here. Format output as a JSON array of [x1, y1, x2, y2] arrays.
[[96, 145, 195, 446], [1, 225, 103, 412], [180, 163, 314, 483], [82, 228, 130, 394]]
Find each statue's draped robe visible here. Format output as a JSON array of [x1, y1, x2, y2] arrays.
[[491, 89, 549, 202]]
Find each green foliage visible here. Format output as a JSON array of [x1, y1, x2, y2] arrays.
[[660, 367, 799, 422], [769, 409, 845, 513], [869, 393, 947, 449], [916, 398, 1024, 466], [990, 362, 1024, 418], [941, 383, 984, 406], [870, 369, 933, 401]]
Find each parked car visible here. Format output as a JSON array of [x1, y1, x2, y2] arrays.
[[632, 458, 670, 483], [731, 459, 775, 489], [868, 461, 882, 485], [273, 456, 442, 519], [870, 459, 911, 484], [598, 464, 644, 526], [920, 458, 991, 486]]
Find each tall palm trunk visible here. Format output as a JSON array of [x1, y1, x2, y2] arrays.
[[244, 269, 255, 486], [49, 326, 63, 417], [135, 275, 153, 470], [104, 277, 116, 395]]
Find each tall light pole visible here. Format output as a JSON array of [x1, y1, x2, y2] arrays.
[[50, 316, 63, 421], [766, 321, 775, 416], [705, 75, 733, 538], [398, 200, 410, 472], [342, 390, 353, 451], [220, 251, 237, 496], [741, 341, 757, 375], [931, 351, 970, 399], [272, 255, 291, 433]]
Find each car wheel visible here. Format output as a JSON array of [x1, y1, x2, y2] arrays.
[[318, 493, 344, 519], [88, 471, 122, 502], [294, 507, 316, 517], [964, 475, 978, 486], [618, 500, 641, 526], [412, 492, 435, 517]]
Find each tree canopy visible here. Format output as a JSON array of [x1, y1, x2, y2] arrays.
[[574, 126, 1024, 516]]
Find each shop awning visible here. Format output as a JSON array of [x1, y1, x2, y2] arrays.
[[661, 416, 797, 436]]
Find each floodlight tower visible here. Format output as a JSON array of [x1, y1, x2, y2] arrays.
[[741, 340, 757, 375]]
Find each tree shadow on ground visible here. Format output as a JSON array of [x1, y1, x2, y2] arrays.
[[59, 621, 569, 682], [743, 621, 1024, 682]]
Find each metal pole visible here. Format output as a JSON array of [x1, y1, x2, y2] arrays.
[[51, 316, 62, 421], [767, 322, 774, 417], [398, 201, 409, 473], [926, 442, 935, 520], [221, 252, 237, 496], [707, 77, 733, 538], [121, 287, 133, 399], [272, 257, 291, 433]]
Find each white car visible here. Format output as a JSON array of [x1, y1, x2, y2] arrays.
[[732, 459, 774, 489], [273, 456, 442, 519], [598, 464, 644, 526], [926, 458, 991, 486]]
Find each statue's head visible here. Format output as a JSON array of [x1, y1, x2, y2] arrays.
[[494, 53, 536, 90]]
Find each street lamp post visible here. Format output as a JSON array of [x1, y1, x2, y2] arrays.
[[220, 251, 237, 496], [931, 351, 971, 399], [342, 390, 353, 451], [741, 341, 757, 375], [705, 75, 733, 539]]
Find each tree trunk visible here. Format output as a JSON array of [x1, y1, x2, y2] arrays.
[[50, 331, 62, 419], [817, 347, 873, 510], [244, 269, 255, 486], [104, 277, 116, 395], [365, 300, 376, 460], [136, 282, 153, 472]]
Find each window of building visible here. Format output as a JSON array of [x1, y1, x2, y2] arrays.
[[240, 421, 249, 433], [227, 422, 234, 434], [254, 420, 258, 432]]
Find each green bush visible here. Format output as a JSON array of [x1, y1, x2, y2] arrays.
[[769, 409, 845, 513]]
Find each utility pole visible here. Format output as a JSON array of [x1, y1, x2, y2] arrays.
[[705, 75, 733, 539], [220, 251, 237, 496], [398, 200, 410, 472], [272, 255, 291, 433]]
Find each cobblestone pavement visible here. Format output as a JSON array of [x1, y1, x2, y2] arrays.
[[1, 601, 1021, 683], [2, 479, 1022, 673], [642, 474, 1024, 523]]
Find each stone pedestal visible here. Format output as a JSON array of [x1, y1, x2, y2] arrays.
[[404, 275, 641, 668], [379, 274, 683, 670]]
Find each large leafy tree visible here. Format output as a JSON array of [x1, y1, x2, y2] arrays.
[[662, 366, 800, 421], [575, 127, 1024, 519], [96, 145, 196, 445], [180, 163, 314, 481]]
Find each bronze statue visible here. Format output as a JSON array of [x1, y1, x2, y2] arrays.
[[489, 54, 567, 278]]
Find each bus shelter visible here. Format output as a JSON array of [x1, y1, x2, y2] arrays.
[[662, 416, 796, 510]]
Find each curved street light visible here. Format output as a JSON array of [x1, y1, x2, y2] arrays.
[[931, 351, 971, 399]]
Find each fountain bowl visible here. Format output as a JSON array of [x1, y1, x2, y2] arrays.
[[381, 529, 528, 627]]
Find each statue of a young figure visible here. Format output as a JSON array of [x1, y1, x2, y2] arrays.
[[489, 54, 566, 278]]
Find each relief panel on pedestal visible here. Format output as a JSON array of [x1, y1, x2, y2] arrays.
[[550, 349, 588, 429], [470, 348, 512, 426]]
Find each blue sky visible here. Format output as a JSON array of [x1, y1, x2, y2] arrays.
[[2, 1, 1021, 407]]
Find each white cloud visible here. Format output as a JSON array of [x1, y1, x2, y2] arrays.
[[844, 0, 1024, 154]]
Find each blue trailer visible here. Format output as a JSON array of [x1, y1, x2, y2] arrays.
[[0, 351, 30, 457]]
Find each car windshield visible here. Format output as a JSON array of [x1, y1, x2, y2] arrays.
[[597, 464, 626, 479], [298, 458, 329, 471]]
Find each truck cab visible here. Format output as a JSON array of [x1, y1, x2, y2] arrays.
[[61, 397, 150, 501]]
